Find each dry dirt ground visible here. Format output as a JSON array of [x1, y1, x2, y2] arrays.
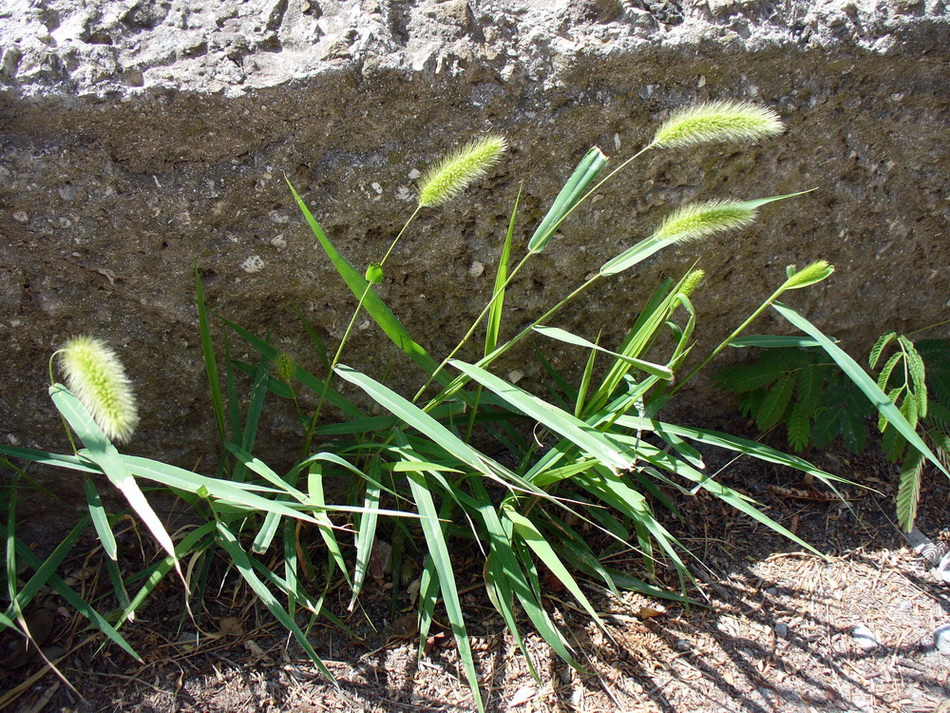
[[2, 448, 948, 713]]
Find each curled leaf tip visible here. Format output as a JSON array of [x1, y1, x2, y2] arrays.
[[58, 336, 139, 443], [418, 135, 508, 208], [652, 101, 784, 149]]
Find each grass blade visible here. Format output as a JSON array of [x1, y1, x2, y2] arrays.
[[404, 468, 483, 711], [485, 188, 520, 356], [505, 510, 605, 630], [450, 359, 635, 474], [528, 147, 608, 253], [195, 265, 227, 444], [83, 477, 117, 561], [533, 325, 674, 380], [288, 181, 446, 382], [50, 385, 184, 585], [215, 522, 335, 681]]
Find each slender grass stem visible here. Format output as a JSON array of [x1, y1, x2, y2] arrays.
[[302, 207, 422, 456], [422, 274, 603, 412], [672, 282, 791, 396], [413, 146, 655, 403]]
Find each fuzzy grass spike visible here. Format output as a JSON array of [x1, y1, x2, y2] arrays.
[[58, 336, 139, 443], [652, 101, 783, 149], [652, 200, 758, 244], [418, 135, 508, 208]]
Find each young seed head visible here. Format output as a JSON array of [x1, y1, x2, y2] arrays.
[[652, 200, 758, 245], [652, 101, 784, 149], [58, 336, 139, 443], [784, 260, 834, 289], [679, 269, 706, 299], [274, 351, 296, 383], [417, 135, 507, 208]]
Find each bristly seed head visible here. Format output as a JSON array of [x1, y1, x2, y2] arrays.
[[651, 101, 784, 149], [58, 336, 139, 443], [785, 260, 834, 289], [679, 269, 706, 299], [653, 200, 758, 244], [274, 351, 296, 383], [417, 135, 508, 208]]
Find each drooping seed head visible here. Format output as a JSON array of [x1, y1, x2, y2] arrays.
[[652, 200, 758, 245], [58, 336, 139, 443], [417, 135, 508, 208], [652, 101, 784, 149], [274, 351, 296, 383]]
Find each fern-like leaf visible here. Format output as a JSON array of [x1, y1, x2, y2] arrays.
[[896, 447, 924, 532], [879, 386, 905, 432], [756, 372, 795, 431], [839, 402, 868, 453], [812, 406, 840, 449], [877, 351, 903, 393], [917, 339, 950, 405], [716, 352, 798, 393], [796, 361, 824, 415], [898, 336, 927, 419], [901, 393, 919, 432], [786, 399, 812, 452], [881, 420, 906, 463], [931, 430, 950, 470], [868, 331, 896, 369], [926, 400, 950, 433], [738, 390, 766, 420]]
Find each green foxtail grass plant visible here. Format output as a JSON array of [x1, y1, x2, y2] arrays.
[[1, 100, 907, 711]]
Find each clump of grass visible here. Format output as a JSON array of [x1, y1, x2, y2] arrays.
[[3, 100, 912, 713]]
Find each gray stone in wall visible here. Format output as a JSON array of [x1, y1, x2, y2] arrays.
[[0, 1, 947, 497]]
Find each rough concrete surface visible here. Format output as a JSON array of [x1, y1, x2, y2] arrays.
[[0, 1, 947, 494]]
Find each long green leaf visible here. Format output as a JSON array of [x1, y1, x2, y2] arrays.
[[50, 385, 182, 582], [600, 193, 806, 277], [1, 523, 140, 660], [486, 189, 520, 356], [450, 360, 635, 474], [217, 314, 363, 418], [334, 365, 541, 495], [215, 522, 334, 681], [533, 325, 673, 380], [772, 302, 948, 478], [404, 468, 483, 711], [465, 481, 577, 674], [505, 510, 605, 630], [83, 477, 117, 561], [195, 265, 227, 444], [288, 181, 446, 382], [349, 458, 383, 608]]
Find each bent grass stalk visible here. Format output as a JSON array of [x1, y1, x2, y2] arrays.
[[673, 260, 835, 395], [303, 206, 423, 455]]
